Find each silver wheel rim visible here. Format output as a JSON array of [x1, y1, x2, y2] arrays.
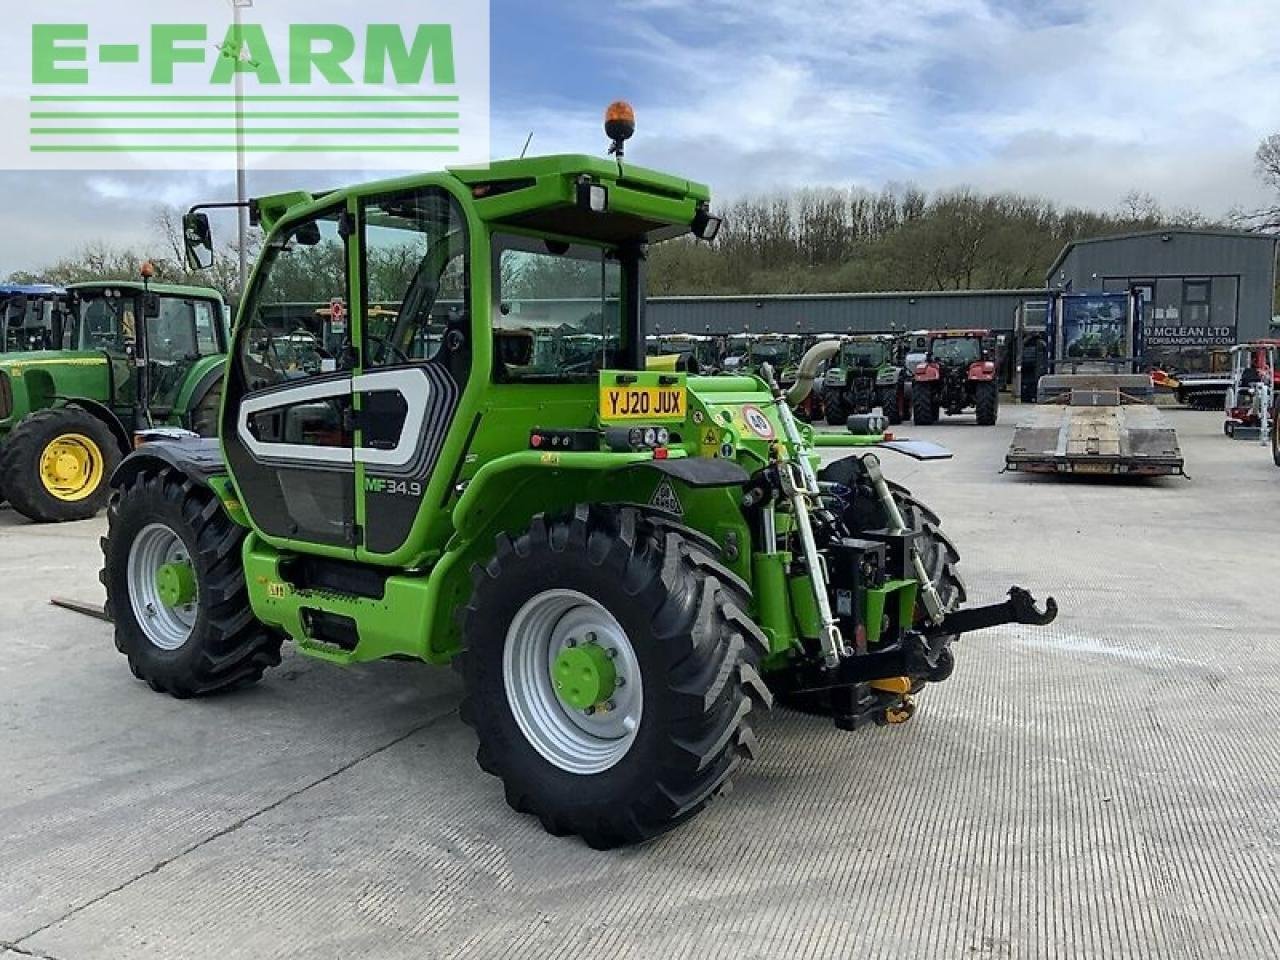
[[503, 589, 644, 775], [127, 523, 198, 652]]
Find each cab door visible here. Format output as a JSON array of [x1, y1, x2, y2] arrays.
[[353, 186, 472, 559], [221, 203, 359, 552]]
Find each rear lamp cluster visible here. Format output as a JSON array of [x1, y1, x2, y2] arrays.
[[603, 426, 673, 452], [631, 427, 670, 448]]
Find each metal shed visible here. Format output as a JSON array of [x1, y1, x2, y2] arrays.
[[648, 289, 1046, 337], [1046, 228, 1279, 370]]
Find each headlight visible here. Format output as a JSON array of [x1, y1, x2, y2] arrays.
[[643, 428, 659, 447]]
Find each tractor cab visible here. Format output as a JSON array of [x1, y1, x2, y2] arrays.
[[646, 333, 721, 374], [0, 284, 67, 354], [67, 280, 227, 424]]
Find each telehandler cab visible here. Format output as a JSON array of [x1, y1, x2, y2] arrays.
[[101, 105, 1056, 848]]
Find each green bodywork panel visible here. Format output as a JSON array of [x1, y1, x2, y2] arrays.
[[0, 283, 226, 447], [184, 152, 906, 673]]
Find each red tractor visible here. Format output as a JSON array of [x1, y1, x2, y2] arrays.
[[912, 329, 1000, 426]]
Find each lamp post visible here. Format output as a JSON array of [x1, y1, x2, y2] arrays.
[[229, 0, 254, 294]]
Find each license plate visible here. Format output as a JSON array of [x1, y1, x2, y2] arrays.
[[599, 386, 687, 422]]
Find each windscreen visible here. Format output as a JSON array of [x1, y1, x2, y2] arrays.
[[494, 235, 623, 382], [932, 337, 981, 365]]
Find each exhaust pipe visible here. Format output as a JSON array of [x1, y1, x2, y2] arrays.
[[786, 339, 842, 407]]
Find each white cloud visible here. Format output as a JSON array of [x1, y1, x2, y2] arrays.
[[494, 0, 1278, 216]]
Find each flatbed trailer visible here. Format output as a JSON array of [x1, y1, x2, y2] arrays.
[[1006, 292, 1185, 479], [1006, 374, 1185, 476]]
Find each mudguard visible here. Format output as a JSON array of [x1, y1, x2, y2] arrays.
[[109, 438, 226, 490]]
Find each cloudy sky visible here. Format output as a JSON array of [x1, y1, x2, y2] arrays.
[[2, 0, 1277, 275]]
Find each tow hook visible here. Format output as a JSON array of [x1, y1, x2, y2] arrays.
[[927, 587, 1058, 639]]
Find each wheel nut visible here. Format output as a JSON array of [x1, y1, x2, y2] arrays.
[[584, 705, 596, 716], [616, 676, 626, 687]]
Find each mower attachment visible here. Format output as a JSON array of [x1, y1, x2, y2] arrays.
[[926, 587, 1058, 638]]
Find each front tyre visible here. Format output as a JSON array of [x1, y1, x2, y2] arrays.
[[101, 466, 282, 698], [876, 385, 904, 425], [975, 382, 1000, 426], [459, 505, 771, 848], [0, 408, 120, 523]]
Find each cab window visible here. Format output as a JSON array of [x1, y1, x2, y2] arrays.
[[237, 209, 347, 391], [362, 188, 469, 369], [493, 235, 623, 382]]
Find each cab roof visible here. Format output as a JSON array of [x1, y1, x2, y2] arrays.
[[256, 154, 713, 247], [68, 281, 224, 303]]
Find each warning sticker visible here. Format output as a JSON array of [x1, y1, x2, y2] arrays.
[[700, 427, 721, 457], [650, 479, 684, 516]]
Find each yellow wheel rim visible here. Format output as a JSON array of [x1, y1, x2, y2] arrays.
[[39, 433, 105, 503]]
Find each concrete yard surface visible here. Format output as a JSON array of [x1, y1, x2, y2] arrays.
[[1, 408, 1277, 959]]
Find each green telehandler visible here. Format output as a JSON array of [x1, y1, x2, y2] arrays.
[[100, 105, 1056, 848], [0, 275, 227, 522]]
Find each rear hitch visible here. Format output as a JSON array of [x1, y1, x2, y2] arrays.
[[927, 587, 1058, 638]]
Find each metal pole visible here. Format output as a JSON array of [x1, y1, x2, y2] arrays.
[[232, 1, 251, 294]]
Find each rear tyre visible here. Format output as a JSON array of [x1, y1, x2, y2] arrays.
[[102, 466, 282, 698], [975, 383, 1000, 426], [912, 384, 938, 425], [459, 505, 771, 848], [825, 393, 849, 427], [0, 408, 121, 523], [876, 385, 904, 425]]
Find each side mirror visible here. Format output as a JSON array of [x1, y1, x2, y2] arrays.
[[183, 212, 214, 270], [293, 221, 322, 247], [143, 293, 162, 319]]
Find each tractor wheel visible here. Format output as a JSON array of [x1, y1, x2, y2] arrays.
[[876, 386, 904, 426], [101, 466, 282, 698], [912, 384, 938, 425], [1272, 410, 1280, 467], [0, 408, 121, 523], [459, 505, 772, 849], [975, 383, 1000, 426], [780, 467, 967, 719], [825, 393, 849, 427], [189, 382, 222, 438]]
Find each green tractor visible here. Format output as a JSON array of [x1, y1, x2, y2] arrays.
[[823, 334, 910, 427], [0, 277, 227, 522], [100, 108, 1055, 848]]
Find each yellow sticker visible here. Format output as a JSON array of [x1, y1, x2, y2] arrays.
[[266, 582, 291, 599], [540, 452, 562, 466], [700, 427, 721, 457]]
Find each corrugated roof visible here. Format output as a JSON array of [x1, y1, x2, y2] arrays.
[[1046, 228, 1279, 282]]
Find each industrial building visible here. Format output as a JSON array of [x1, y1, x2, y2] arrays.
[[1046, 228, 1280, 372], [641, 228, 1278, 376], [647, 289, 1045, 339]]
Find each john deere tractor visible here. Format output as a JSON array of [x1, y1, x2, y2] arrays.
[[101, 106, 1055, 848], [0, 278, 227, 522], [823, 334, 910, 426], [912, 330, 1000, 426]]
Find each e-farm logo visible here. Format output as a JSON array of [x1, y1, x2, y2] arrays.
[[6, 0, 490, 171]]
